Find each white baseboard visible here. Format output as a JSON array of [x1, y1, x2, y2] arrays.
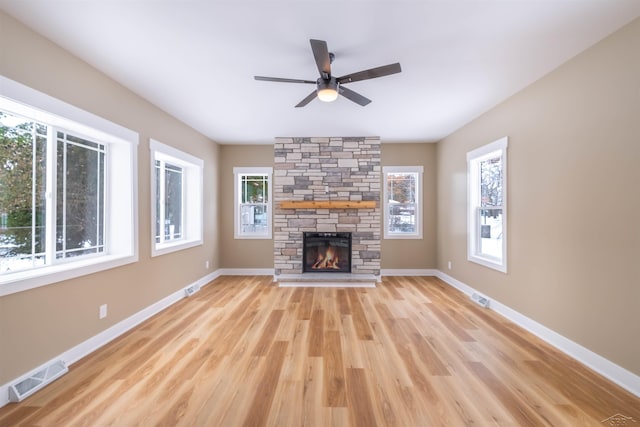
[[381, 268, 438, 276], [0, 270, 221, 408], [434, 271, 640, 398], [216, 268, 275, 276]]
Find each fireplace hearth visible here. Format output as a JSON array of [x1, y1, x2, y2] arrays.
[[303, 232, 352, 273]]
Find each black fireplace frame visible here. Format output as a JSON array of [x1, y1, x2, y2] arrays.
[[302, 232, 352, 273]]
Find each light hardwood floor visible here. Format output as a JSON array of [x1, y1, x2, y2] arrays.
[[1, 276, 638, 426]]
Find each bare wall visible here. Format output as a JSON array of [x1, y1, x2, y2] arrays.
[[0, 11, 220, 384], [436, 18, 639, 375], [381, 143, 437, 269]]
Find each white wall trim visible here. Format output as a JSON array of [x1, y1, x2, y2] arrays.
[[381, 269, 438, 276], [0, 270, 221, 408], [435, 271, 640, 398], [217, 268, 275, 276]]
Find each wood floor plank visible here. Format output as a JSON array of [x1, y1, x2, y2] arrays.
[[323, 330, 346, 407], [2, 276, 639, 427], [347, 289, 374, 341], [308, 309, 325, 357], [346, 368, 377, 427], [242, 341, 289, 427]]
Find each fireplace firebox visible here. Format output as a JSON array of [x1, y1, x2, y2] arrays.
[[303, 232, 352, 273]]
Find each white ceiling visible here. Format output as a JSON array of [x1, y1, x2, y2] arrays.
[[1, 1, 639, 145]]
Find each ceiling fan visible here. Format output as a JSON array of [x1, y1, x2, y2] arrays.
[[254, 39, 402, 107]]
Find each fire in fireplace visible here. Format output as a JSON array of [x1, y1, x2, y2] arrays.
[[303, 232, 352, 273]]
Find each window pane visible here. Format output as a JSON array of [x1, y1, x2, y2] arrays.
[[56, 133, 105, 258], [387, 172, 417, 233], [164, 163, 183, 241], [154, 160, 161, 243], [480, 155, 502, 207], [0, 112, 47, 272], [242, 175, 268, 203], [478, 207, 503, 259], [240, 203, 268, 234]]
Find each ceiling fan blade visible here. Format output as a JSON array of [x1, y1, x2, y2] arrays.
[[295, 90, 318, 108], [255, 76, 316, 84], [339, 86, 371, 106], [337, 63, 402, 84], [310, 39, 331, 79]]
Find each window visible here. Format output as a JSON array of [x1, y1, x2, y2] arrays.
[[150, 140, 203, 256], [234, 167, 272, 239], [467, 136, 508, 272], [383, 166, 423, 239], [0, 76, 138, 296]]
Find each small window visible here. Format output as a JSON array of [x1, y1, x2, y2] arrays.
[[467, 136, 508, 272], [383, 166, 423, 239], [234, 167, 272, 239], [150, 140, 203, 256]]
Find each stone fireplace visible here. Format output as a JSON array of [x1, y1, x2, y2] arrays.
[[273, 137, 381, 282]]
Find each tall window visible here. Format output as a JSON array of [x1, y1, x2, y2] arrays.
[[150, 140, 203, 257], [234, 167, 272, 239], [383, 166, 423, 239], [155, 160, 183, 244], [467, 136, 508, 272], [0, 76, 138, 296]]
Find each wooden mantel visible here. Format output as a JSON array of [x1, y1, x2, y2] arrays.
[[279, 200, 376, 209]]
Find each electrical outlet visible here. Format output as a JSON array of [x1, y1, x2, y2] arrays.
[[99, 304, 107, 319], [447, 261, 452, 270], [205, 260, 210, 269]]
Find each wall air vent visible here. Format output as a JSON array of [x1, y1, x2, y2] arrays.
[[471, 292, 491, 308], [8, 360, 68, 402]]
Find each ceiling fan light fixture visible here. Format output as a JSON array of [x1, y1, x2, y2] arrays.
[[317, 88, 339, 102], [317, 79, 339, 102]]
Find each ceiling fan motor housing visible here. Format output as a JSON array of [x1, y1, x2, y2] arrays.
[[317, 77, 338, 92]]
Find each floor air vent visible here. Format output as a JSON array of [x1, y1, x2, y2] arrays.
[[184, 283, 201, 297], [9, 360, 68, 402], [471, 292, 490, 308]]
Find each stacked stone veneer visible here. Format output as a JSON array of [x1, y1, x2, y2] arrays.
[[273, 136, 381, 277]]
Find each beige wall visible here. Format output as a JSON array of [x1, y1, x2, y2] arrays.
[[0, 12, 220, 384], [219, 145, 274, 268], [381, 143, 438, 269], [436, 18, 640, 375]]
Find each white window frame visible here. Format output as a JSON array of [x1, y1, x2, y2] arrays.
[[383, 165, 423, 239], [233, 167, 273, 239], [467, 136, 508, 273], [150, 139, 203, 257], [0, 76, 138, 296]]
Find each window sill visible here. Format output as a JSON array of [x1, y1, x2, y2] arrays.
[[234, 234, 273, 240], [384, 233, 423, 240], [468, 254, 507, 273], [0, 253, 138, 297], [151, 239, 202, 257]]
